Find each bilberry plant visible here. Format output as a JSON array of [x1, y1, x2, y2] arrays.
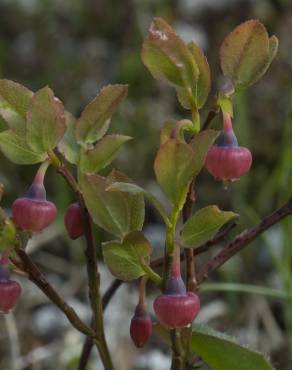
[[0, 18, 287, 370]]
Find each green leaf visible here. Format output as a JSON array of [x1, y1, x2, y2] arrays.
[[160, 120, 176, 145], [176, 42, 211, 109], [188, 42, 211, 108], [75, 84, 128, 145], [268, 35, 278, 63], [161, 120, 197, 144], [189, 129, 219, 169], [220, 20, 278, 89], [0, 130, 47, 164], [26, 87, 66, 152], [0, 115, 8, 132], [181, 205, 238, 247], [106, 181, 170, 226], [191, 324, 274, 370], [0, 79, 33, 134], [106, 181, 145, 194], [57, 112, 80, 165], [176, 88, 193, 111], [81, 173, 130, 238], [107, 170, 145, 232], [154, 139, 198, 208], [142, 18, 199, 101], [80, 134, 132, 173], [103, 231, 152, 281]]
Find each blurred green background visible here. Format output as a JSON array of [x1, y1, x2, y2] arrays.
[[1, 0, 292, 369]]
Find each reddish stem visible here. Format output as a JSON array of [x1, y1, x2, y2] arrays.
[[138, 277, 147, 306], [0, 252, 10, 265], [197, 197, 292, 283], [223, 112, 233, 131], [33, 160, 50, 185]]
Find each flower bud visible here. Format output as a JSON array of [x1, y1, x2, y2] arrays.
[[0, 262, 21, 313], [130, 301, 152, 348], [64, 203, 84, 239]]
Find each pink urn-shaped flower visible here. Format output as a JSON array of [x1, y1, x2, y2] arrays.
[[153, 248, 200, 328], [205, 113, 252, 182], [12, 162, 57, 232]]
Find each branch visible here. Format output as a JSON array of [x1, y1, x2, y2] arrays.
[[102, 279, 123, 310], [202, 102, 220, 131], [182, 102, 220, 292], [197, 197, 292, 284], [194, 221, 237, 256], [79, 204, 104, 340], [56, 162, 81, 197], [80, 207, 115, 370], [54, 157, 114, 370], [150, 221, 236, 269], [11, 249, 95, 338], [182, 180, 197, 291], [57, 162, 100, 327], [170, 329, 184, 370], [57, 162, 101, 330], [78, 280, 123, 370]]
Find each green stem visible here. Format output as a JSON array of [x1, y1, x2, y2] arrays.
[[83, 235, 113, 369], [78, 203, 114, 370], [163, 207, 180, 288], [139, 276, 148, 305], [191, 108, 200, 134], [202, 101, 220, 131], [78, 280, 123, 370], [170, 329, 184, 370], [34, 159, 50, 184], [48, 149, 61, 168], [94, 339, 114, 370], [140, 260, 162, 285], [165, 207, 180, 254]]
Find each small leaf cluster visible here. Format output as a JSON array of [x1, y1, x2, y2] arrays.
[[101, 17, 278, 279], [0, 80, 130, 170]]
